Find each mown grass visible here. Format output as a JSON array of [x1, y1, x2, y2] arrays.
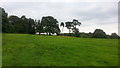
[[0, 33, 2, 66], [2, 33, 118, 66]]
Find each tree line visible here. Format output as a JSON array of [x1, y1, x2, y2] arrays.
[[1, 7, 119, 39], [2, 7, 81, 36], [2, 8, 60, 35], [62, 29, 119, 39]]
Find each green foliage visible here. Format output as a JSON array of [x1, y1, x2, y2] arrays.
[[65, 22, 73, 36], [2, 33, 118, 66], [110, 33, 119, 39], [27, 18, 36, 34], [8, 15, 20, 33], [2, 8, 9, 33], [60, 22, 64, 27], [73, 19, 81, 27], [72, 28, 80, 37], [41, 16, 60, 35], [72, 19, 81, 37], [65, 19, 81, 37], [7, 15, 36, 34], [2, 8, 61, 35], [92, 29, 107, 38]]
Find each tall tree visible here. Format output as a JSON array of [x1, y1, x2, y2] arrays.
[[65, 21, 73, 36], [72, 19, 81, 37], [65, 19, 81, 36], [41, 16, 60, 35], [72, 27, 80, 37], [60, 22, 64, 34], [19, 15, 28, 33], [8, 15, 20, 33], [1, 8, 9, 33], [27, 18, 36, 34], [73, 19, 81, 28]]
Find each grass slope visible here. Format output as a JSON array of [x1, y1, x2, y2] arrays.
[[2, 33, 118, 66]]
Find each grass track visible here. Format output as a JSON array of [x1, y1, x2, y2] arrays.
[[2, 33, 118, 66]]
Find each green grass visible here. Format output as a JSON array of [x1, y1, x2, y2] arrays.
[[2, 33, 118, 66], [0, 33, 2, 67]]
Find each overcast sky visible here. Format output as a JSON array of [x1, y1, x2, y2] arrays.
[[0, 0, 119, 35]]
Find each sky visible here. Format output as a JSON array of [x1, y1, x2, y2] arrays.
[[0, 0, 119, 35]]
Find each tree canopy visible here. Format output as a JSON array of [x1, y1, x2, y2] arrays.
[[41, 16, 60, 35], [92, 29, 107, 38], [110, 33, 119, 39], [65, 19, 81, 36]]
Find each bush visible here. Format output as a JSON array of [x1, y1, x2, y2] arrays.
[[92, 29, 107, 38]]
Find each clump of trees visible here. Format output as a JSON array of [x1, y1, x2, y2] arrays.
[[41, 16, 60, 35], [2, 8, 60, 35], [2, 7, 82, 36], [92, 29, 119, 39], [109, 33, 120, 39], [1, 7, 119, 39], [62, 32, 119, 39], [61, 19, 81, 37]]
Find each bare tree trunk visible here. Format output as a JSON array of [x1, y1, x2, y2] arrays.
[[39, 31, 40, 35], [47, 32, 48, 35]]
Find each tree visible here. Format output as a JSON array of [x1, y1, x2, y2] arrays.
[[1, 7, 9, 33], [92, 29, 107, 38], [36, 20, 43, 35], [72, 19, 81, 37], [41, 16, 60, 35], [65, 19, 81, 36], [60, 22, 64, 34], [65, 21, 73, 36], [72, 27, 80, 37], [110, 33, 119, 39], [27, 18, 36, 34], [18, 15, 28, 33], [8, 15, 20, 33], [73, 19, 81, 28], [51, 23, 60, 35]]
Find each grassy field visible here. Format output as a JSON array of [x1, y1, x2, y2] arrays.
[[2, 33, 118, 66], [0, 33, 2, 67]]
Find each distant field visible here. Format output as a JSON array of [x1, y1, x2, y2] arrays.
[[2, 33, 118, 66]]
